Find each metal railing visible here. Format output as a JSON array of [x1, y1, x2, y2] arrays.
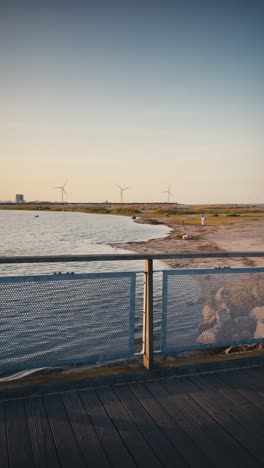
[[0, 252, 264, 373]]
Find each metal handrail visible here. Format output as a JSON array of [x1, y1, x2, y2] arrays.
[[0, 251, 264, 264], [1, 251, 264, 371]]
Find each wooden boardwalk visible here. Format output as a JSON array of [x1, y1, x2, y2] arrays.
[[1, 366, 264, 467]]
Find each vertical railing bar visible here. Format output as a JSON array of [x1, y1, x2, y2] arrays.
[[142, 272, 147, 354], [143, 259, 154, 370], [129, 273, 136, 357], [161, 271, 168, 354]]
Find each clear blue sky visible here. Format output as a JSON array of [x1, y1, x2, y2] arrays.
[[1, 1, 264, 203]]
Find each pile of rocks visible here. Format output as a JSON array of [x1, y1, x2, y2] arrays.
[[197, 281, 264, 345]]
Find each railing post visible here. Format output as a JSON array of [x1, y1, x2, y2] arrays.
[[143, 258, 154, 370]]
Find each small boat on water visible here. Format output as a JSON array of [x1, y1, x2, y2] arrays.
[[34, 215, 39, 218]]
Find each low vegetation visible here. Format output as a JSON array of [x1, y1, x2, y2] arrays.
[[1, 203, 263, 227], [82, 206, 111, 214], [111, 207, 141, 216]]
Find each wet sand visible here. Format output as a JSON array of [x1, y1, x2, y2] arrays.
[[111, 218, 264, 268]]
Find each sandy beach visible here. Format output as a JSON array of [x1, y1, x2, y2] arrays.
[[112, 218, 264, 268]]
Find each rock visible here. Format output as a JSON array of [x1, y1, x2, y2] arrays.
[[198, 317, 217, 333], [217, 318, 240, 342], [215, 287, 232, 304], [215, 305, 231, 324], [182, 233, 192, 240], [197, 325, 218, 344], [254, 320, 264, 339], [203, 304, 216, 321], [198, 313, 258, 345], [251, 282, 264, 304], [250, 306, 264, 321], [234, 316, 257, 340], [252, 286, 259, 300]]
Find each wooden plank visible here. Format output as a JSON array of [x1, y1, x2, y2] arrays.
[[62, 391, 111, 468], [129, 383, 210, 468], [97, 387, 161, 468], [186, 375, 264, 466], [164, 377, 257, 468], [44, 394, 86, 468], [240, 368, 264, 395], [207, 373, 264, 428], [5, 398, 35, 468], [0, 401, 8, 468], [113, 385, 185, 468], [146, 380, 227, 468], [25, 396, 60, 468], [79, 389, 136, 468], [219, 369, 264, 412], [191, 374, 264, 435]]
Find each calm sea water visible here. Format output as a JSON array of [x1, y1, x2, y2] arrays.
[[0, 210, 174, 372], [0, 211, 202, 374], [0, 210, 170, 275]]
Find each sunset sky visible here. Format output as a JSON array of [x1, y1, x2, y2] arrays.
[[1, 2, 264, 203]]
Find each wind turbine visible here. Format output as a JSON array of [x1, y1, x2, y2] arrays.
[[116, 184, 129, 203], [54, 179, 69, 203], [163, 184, 173, 203]]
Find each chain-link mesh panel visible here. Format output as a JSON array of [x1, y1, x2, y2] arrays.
[[162, 268, 264, 353], [0, 272, 136, 373]]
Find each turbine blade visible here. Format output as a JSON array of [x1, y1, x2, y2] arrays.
[[116, 184, 122, 190]]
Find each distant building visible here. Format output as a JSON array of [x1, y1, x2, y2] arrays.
[[16, 194, 24, 204]]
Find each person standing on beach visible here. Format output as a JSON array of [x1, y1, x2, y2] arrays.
[[201, 215, 206, 226]]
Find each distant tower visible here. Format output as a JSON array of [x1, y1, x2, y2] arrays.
[[16, 194, 24, 204]]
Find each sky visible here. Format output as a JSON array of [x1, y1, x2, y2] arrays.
[[1, 1, 264, 204]]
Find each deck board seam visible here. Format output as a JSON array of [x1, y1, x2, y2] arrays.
[[95, 388, 141, 468], [40, 396, 63, 468], [111, 384, 173, 467], [75, 391, 114, 468], [185, 376, 264, 466]]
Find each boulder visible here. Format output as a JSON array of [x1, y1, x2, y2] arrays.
[[203, 304, 216, 322], [234, 316, 257, 340], [197, 324, 219, 344], [215, 304, 231, 324], [198, 317, 217, 333], [250, 306, 264, 321], [215, 287, 232, 304], [217, 318, 240, 342], [251, 283, 264, 304], [254, 320, 264, 339]]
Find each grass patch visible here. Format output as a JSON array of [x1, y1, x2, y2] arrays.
[[154, 209, 197, 216], [83, 207, 111, 214], [145, 219, 164, 225], [111, 208, 141, 216]]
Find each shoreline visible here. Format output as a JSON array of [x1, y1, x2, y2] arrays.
[[111, 216, 264, 268], [1, 206, 264, 267]]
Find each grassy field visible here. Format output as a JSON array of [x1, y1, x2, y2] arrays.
[[1, 203, 264, 226]]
